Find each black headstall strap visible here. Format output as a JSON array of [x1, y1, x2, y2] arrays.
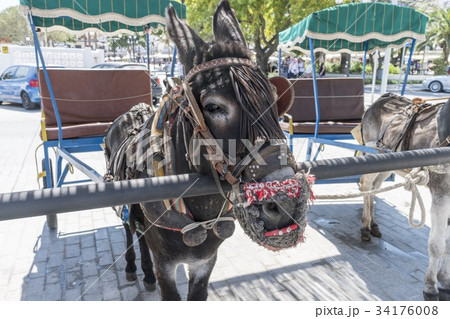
[[185, 57, 256, 83], [181, 57, 261, 187]]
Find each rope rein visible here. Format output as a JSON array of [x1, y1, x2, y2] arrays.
[[314, 168, 429, 229]]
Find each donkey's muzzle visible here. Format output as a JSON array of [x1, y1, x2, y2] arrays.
[[242, 144, 297, 182]]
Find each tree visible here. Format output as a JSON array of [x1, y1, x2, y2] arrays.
[[426, 7, 450, 64], [0, 6, 30, 44], [45, 31, 77, 47], [109, 35, 131, 59], [0, 5, 77, 47], [185, 0, 336, 74]]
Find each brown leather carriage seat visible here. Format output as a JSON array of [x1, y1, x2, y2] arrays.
[[39, 69, 152, 140], [279, 77, 364, 134]]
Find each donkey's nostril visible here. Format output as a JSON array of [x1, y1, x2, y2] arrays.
[[263, 202, 279, 216], [261, 202, 292, 230]]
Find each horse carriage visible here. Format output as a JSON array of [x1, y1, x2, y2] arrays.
[[21, 0, 185, 229], [277, 2, 450, 301], [0, 0, 448, 301]]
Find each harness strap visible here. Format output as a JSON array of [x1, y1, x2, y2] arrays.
[[210, 161, 233, 203], [378, 103, 441, 151], [377, 112, 399, 150], [182, 81, 239, 185], [231, 138, 266, 178], [394, 109, 420, 151], [148, 82, 235, 231], [439, 136, 450, 148]]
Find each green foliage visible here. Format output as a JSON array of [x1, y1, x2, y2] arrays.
[[324, 62, 332, 73], [110, 36, 129, 52], [329, 62, 341, 73], [0, 6, 30, 43], [0, 6, 76, 46], [109, 34, 147, 54], [388, 64, 400, 75], [365, 64, 373, 75], [185, 0, 336, 73], [426, 8, 450, 64], [350, 61, 362, 74], [432, 57, 448, 75], [47, 31, 77, 45]]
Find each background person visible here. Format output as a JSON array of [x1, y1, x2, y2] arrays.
[[305, 63, 313, 78], [318, 61, 326, 77], [281, 57, 290, 78], [298, 58, 305, 77], [288, 58, 299, 79]]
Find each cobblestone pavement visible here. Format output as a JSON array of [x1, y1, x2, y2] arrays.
[[0, 95, 437, 301]]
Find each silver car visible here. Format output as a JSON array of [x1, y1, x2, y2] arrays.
[[422, 75, 450, 93]]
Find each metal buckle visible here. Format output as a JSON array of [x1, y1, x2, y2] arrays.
[[220, 165, 228, 181]]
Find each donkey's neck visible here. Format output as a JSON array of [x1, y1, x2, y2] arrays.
[[171, 113, 229, 221]]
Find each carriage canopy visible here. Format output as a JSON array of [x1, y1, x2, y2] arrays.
[[278, 2, 428, 54], [19, 0, 186, 34]]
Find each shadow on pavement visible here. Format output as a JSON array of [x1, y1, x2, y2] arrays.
[[209, 198, 430, 301], [20, 222, 167, 301], [19, 197, 430, 301]]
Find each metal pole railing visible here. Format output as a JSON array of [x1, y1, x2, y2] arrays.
[[1, 147, 450, 221]]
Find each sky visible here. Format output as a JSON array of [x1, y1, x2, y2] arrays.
[[0, 0, 20, 13]]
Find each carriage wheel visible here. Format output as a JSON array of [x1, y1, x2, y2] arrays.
[[41, 159, 58, 229]]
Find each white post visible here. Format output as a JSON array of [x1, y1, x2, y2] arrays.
[[371, 50, 378, 104], [398, 46, 406, 88], [423, 45, 429, 74], [380, 47, 391, 94]]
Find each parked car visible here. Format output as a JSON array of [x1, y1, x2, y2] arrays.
[[0, 64, 62, 110], [421, 75, 450, 93], [92, 62, 163, 106]]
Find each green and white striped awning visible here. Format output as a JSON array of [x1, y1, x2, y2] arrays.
[[278, 2, 428, 54], [19, 0, 186, 35]]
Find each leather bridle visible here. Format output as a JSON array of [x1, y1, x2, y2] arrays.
[[179, 57, 297, 193]]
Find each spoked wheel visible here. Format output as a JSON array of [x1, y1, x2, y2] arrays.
[[41, 159, 58, 229]]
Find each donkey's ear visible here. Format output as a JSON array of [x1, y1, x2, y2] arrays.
[[213, 0, 246, 47], [165, 5, 206, 73]]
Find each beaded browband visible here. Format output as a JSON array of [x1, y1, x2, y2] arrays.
[[185, 57, 256, 82]]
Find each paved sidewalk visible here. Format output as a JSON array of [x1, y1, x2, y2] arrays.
[[0, 101, 435, 301]]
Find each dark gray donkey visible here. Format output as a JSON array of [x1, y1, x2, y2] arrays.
[[104, 0, 312, 300]]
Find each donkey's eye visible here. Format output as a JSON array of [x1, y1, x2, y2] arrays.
[[204, 104, 222, 113]]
